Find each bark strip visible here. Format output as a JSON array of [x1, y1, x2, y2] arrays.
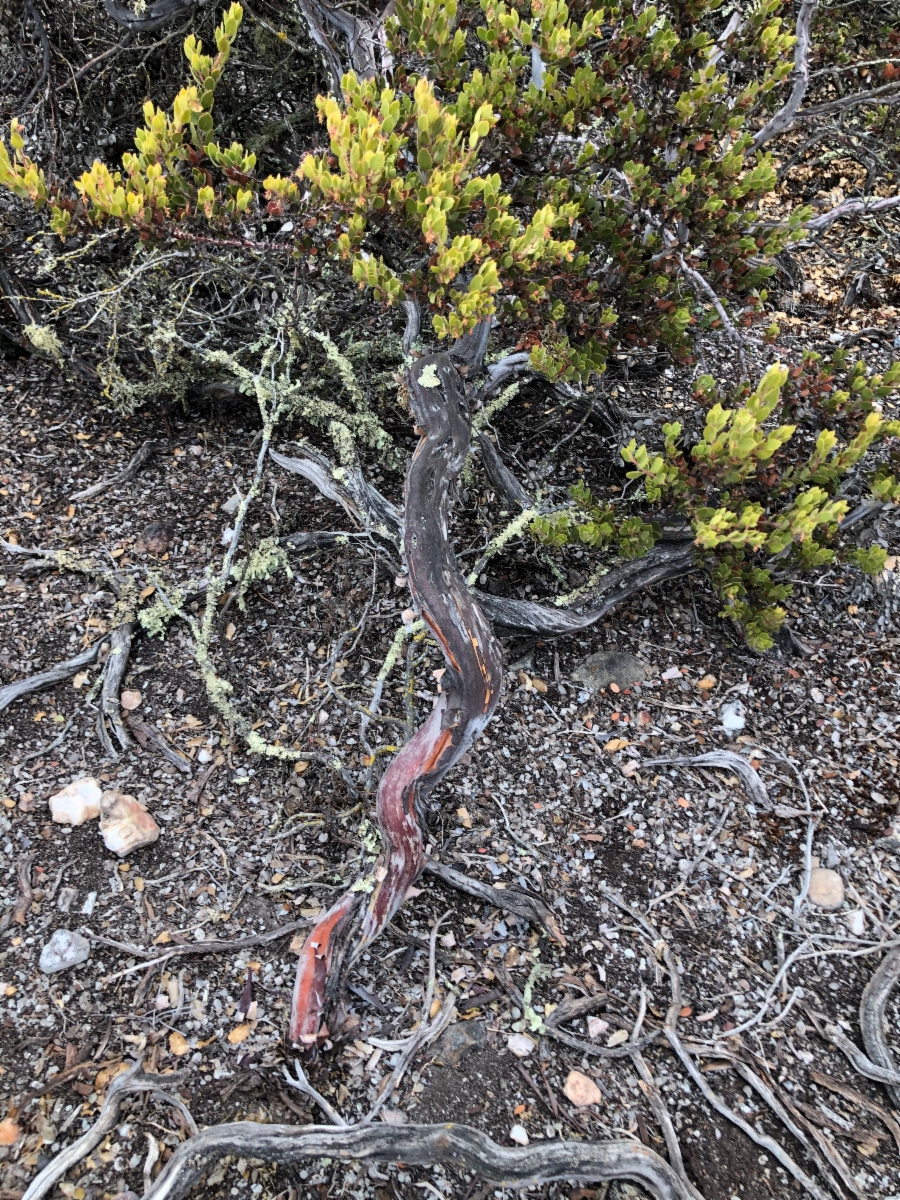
[[289, 349, 503, 1046]]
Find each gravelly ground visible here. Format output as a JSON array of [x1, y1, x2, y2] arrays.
[[1, 231, 900, 1199]]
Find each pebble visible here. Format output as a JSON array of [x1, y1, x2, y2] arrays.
[[438, 1020, 486, 1067], [572, 651, 648, 693], [507, 1032, 536, 1057], [48, 777, 102, 826], [564, 1070, 605, 1107], [808, 867, 845, 910], [39, 928, 90, 974], [99, 790, 161, 856], [509, 1124, 529, 1146]]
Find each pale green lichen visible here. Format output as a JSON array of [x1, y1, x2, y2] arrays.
[[417, 363, 440, 389], [24, 323, 65, 362], [553, 561, 610, 607], [472, 380, 520, 435], [229, 537, 292, 610], [138, 586, 184, 638], [377, 618, 425, 681], [522, 961, 551, 1034], [466, 506, 539, 585]]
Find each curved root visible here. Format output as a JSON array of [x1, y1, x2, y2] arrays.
[[144, 1121, 690, 1200], [859, 945, 900, 1108]]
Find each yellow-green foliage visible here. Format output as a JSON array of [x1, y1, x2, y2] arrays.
[[2, 0, 816, 380], [620, 361, 900, 648]]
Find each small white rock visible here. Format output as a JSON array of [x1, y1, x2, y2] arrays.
[[808, 867, 844, 911], [197, 748, 213, 764], [507, 1032, 536, 1058], [48, 777, 102, 826], [587, 1016, 609, 1039], [99, 791, 161, 856], [40, 929, 90, 974], [810, 687, 825, 704], [846, 910, 866, 936], [509, 1124, 529, 1146], [720, 699, 746, 734]]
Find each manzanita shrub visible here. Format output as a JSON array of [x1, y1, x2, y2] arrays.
[[2, 0, 813, 375], [2, 0, 898, 650]]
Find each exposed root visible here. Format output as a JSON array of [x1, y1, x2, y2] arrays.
[[825, 1021, 900, 1091], [70, 437, 165, 502], [0, 638, 102, 712], [811, 1069, 900, 1155], [96, 621, 134, 757], [422, 859, 566, 946], [143, 1122, 691, 1200], [641, 750, 770, 811], [20, 1059, 186, 1200], [666, 1027, 832, 1200], [477, 539, 695, 635], [859, 945, 900, 1108]]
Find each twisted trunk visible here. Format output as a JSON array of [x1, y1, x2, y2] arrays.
[[290, 347, 504, 1046]]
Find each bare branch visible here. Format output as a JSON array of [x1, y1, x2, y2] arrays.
[[750, 0, 818, 152], [804, 194, 900, 232]]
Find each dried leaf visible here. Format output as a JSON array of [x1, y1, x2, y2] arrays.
[[169, 1031, 190, 1057], [228, 1023, 251, 1045], [697, 674, 717, 690], [604, 738, 629, 753], [606, 1028, 629, 1047]]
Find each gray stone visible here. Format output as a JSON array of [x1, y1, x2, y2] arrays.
[[438, 1020, 486, 1066], [39, 928, 90, 974], [572, 651, 649, 693]]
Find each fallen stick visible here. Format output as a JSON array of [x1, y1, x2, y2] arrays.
[[127, 716, 193, 775], [69, 438, 166, 502], [422, 859, 566, 946], [0, 640, 102, 712], [143, 1121, 691, 1200]]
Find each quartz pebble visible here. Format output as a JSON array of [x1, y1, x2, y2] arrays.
[[48, 777, 102, 826], [507, 1032, 536, 1057], [509, 1124, 529, 1146], [99, 790, 160, 856], [808, 867, 844, 910], [39, 928, 90, 974]]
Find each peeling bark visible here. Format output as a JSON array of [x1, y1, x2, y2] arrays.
[[290, 343, 504, 1046]]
